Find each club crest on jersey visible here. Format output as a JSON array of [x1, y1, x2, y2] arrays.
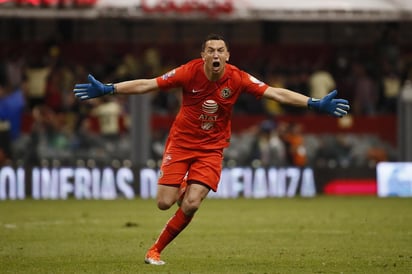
[[221, 87, 232, 98], [162, 69, 176, 80]]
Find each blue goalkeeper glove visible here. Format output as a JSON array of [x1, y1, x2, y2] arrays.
[[308, 90, 350, 117], [73, 74, 115, 100]]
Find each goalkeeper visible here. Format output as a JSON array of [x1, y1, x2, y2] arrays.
[[73, 33, 350, 265]]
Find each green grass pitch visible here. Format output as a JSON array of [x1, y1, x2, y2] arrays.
[[1, 196, 411, 273]]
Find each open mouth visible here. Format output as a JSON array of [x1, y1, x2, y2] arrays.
[[212, 61, 220, 68]]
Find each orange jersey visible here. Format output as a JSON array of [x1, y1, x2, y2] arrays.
[[156, 58, 268, 150]]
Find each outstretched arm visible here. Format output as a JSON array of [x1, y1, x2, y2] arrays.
[[263, 87, 350, 117], [114, 78, 159, 95], [263, 86, 309, 107], [73, 74, 159, 100]]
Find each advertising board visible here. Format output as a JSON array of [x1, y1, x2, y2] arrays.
[[377, 162, 412, 197]]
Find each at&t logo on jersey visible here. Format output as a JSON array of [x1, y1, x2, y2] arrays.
[[199, 99, 218, 130]]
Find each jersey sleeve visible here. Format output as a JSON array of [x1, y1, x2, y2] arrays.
[[240, 71, 269, 99], [156, 65, 187, 90]]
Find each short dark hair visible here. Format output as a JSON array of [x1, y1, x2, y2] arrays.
[[201, 33, 229, 51]]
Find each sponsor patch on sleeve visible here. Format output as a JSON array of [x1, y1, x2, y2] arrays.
[[249, 74, 265, 87], [162, 69, 176, 80]]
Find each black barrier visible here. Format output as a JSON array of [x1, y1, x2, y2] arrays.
[[0, 166, 376, 200]]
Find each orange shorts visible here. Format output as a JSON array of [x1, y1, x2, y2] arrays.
[[158, 142, 223, 192]]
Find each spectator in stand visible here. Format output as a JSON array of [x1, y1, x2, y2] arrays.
[[283, 67, 310, 114], [44, 67, 64, 112], [283, 122, 307, 167], [73, 113, 106, 160], [351, 62, 379, 115], [379, 62, 401, 113], [28, 105, 73, 164], [25, 55, 51, 109], [309, 60, 336, 103], [0, 64, 27, 141], [262, 71, 287, 115], [4, 50, 25, 91], [0, 60, 28, 165], [248, 120, 287, 167], [0, 76, 11, 165], [90, 97, 124, 142]]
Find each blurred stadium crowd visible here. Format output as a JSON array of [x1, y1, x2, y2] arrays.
[[0, 20, 410, 168]]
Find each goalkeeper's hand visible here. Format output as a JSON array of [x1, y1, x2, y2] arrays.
[[73, 74, 115, 100], [308, 90, 350, 118]]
